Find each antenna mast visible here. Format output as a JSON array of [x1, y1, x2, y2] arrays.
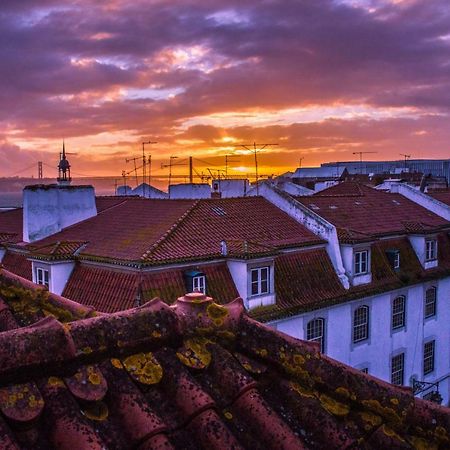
[[235, 142, 278, 195], [142, 140, 157, 196]]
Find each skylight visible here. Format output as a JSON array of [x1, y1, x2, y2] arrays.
[[211, 206, 226, 216]]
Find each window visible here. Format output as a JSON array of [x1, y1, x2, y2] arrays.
[[35, 267, 49, 288], [425, 287, 436, 318], [392, 296, 406, 330], [423, 340, 435, 375], [391, 353, 404, 386], [386, 249, 400, 270], [425, 239, 437, 262], [354, 250, 369, 275], [192, 275, 206, 294], [353, 305, 369, 343], [250, 267, 269, 296], [306, 318, 325, 352]]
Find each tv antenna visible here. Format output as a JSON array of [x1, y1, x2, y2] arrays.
[[225, 154, 240, 177], [298, 156, 305, 169], [125, 156, 140, 186], [142, 140, 157, 196], [235, 142, 278, 194]]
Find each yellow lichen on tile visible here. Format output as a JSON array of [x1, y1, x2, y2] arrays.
[[319, 394, 350, 417], [176, 337, 212, 369], [123, 352, 163, 384]]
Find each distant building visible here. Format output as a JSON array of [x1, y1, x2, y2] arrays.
[[291, 166, 348, 191], [322, 159, 450, 182]]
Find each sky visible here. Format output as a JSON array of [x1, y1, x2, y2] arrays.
[[0, 0, 449, 181]]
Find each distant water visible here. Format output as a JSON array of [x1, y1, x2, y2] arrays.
[[0, 192, 22, 207]]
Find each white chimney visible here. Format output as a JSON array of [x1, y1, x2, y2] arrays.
[[23, 184, 97, 243]]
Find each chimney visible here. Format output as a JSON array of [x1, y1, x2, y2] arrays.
[[419, 174, 429, 193], [23, 184, 97, 243]]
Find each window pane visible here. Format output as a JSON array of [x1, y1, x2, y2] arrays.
[[353, 306, 369, 342], [425, 288, 436, 318], [391, 353, 404, 385], [260, 279, 268, 294], [423, 341, 435, 375], [251, 269, 259, 283], [307, 319, 324, 352], [392, 296, 405, 329], [260, 267, 268, 282], [251, 281, 259, 296]]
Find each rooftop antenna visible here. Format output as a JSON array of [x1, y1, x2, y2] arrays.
[[352, 151, 377, 175], [161, 156, 187, 197], [125, 156, 140, 186], [235, 142, 278, 195], [225, 154, 240, 177], [298, 156, 305, 169], [142, 140, 157, 197]]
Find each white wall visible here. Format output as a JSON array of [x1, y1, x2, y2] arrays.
[[212, 179, 250, 198], [270, 276, 450, 405], [23, 185, 97, 242], [169, 183, 211, 199]]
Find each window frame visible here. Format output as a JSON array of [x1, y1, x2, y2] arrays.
[[425, 239, 437, 262], [392, 295, 406, 330], [391, 353, 405, 386], [306, 318, 325, 353], [424, 287, 437, 319], [250, 266, 270, 297], [354, 250, 369, 275], [35, 267, 49, 288], [192, 275, 206, 294], [423, 340, 435, 376], [353, 305, 369, 343], [393, 252, 400, 269]]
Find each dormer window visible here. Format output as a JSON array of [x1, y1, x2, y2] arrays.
[[184, 270, 206, 294], [425, 239, 437, 262], [250, 266, 269, 296], [354, 250, 369, 275], [386, 249, 400, 270]]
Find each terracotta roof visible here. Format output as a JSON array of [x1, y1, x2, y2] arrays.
[[31, 197, 322, 265], [296, 182, 449, 240], [28, 241, 87, 260], [1, 252, 32, 280], [94, 196, 129, 213], [63, 262, 240, 313], [428, 189, 450, 207], [33, 198, 196, 262], [0, 281, 448, 449], [146, 197, 323, 264], [0, 208, 22, 243]]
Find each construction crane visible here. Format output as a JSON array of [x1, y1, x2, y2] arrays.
[[352, 151, 378, 174], [235, 142, 278, 195]]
